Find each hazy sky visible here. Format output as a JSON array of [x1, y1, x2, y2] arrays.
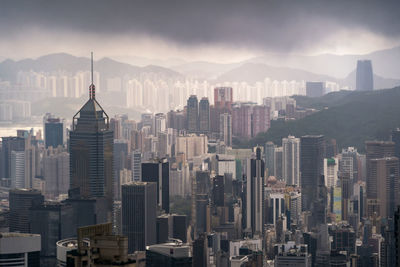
[[1, 0, 400, 62]]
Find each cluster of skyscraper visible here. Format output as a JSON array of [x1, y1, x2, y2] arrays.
[[2, 57, 399, 267]]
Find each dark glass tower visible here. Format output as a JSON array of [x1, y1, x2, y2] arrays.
[[9, 188, 44, 233], [44, 116, 64, 148], [187, 95, 199, 133], [199, 97, 210, 133], [69, 56, 114, 222], [122, 182, 157, 253], [356, 60, 373, 91], [141, 158, 170, 213], [300, 135, 325, 211]]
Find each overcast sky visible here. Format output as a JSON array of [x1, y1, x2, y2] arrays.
[[1, 0, 400, 62]]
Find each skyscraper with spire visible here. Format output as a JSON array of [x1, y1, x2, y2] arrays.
[[69, 53, 114, 222]]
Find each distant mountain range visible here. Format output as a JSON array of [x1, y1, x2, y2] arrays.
[[239, 86, 400, 151], [215, 62, 400, 90], [1, 48, 399, 90], [0, 53, 182, 83], [171, 46, 400, 80]]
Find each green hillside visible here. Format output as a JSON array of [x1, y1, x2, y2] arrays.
[[235, 87, 400, 152]]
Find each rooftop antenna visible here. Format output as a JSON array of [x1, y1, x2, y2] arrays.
[[89, 52, 95, 99]]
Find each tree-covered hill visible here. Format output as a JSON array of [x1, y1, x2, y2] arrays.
[[236, 87, 400, 152]]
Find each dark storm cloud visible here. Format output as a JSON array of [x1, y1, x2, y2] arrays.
[[1, 0, 399, 52]]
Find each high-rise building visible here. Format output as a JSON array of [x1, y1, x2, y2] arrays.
[[392, 128, 400, 159], [245, 147, 265, 237], [30, 202, 74, 257], [142, 158, 170, 213], [219, 113, 232, 147], [365, 141, 395, 217], [11, 150, 25, 188], [232, 102, 270, 139], [113, 139, 128, 200], [282, 136, 300, 186], [1, 136, 25, 178], [356, 60, 373, 91], [214, 87, 233, 110], [9, 188, 44, 233], [131, 150, 142, 181], [155, 113, 167, 135], [43, 114, 64, 148], [300, 135, 325, 211], [122, 182, 157, 253], [367, 157, 399, 218], [324, 157, 338, 188], [187, 95, 199, 133], [193, 233, 209, 267], [43, 146, 69, 199], [264, 142, 275, 177], [199, 97, 210, 133], [274, 147, 283, 180], [69, 65, 114, 222], [306, 82, 325, 97]]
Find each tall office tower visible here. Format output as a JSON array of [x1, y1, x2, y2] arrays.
[[9, 188, 44, 233], [193, 233, 209, 267], [324, 157, 338, 188], [131, 150, 142, 181], [245, 147, 265, 237], [395, 206, 400, 267], [110, 116, 122, 140], [141, 113, 154, 134], [214, 87, 233, 110], [142, 158, 170, 213], [187, 95, 199, 133], [392, 128, 400, 159], [30, 202, 74, 257], [113, 140, 128, 200], [122, 182, 157, 253], [367, 157, 399, 218], [282, 136, 300, 185], [43, 114, 64, 148], [154, 113, 167, 135], [264, 142, 275, 177], [306, 82, 325, 97], [1, 136, 25, 178], [219, 113, 232, 147], [167, 110, 187, 131], [199, 97, 210, 133], [300, 135, 325, 211], [365, 141, 395, 217], [69, 60, 114, 222], [43, 146, 69, 199], [274, 147, 283, 180], [356, 60, 374, 91], [211, 87, 233, 133], [340, 147, 359, 183], [11, 151, 25, 188]]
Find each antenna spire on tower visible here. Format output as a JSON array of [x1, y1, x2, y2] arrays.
[[89, 52, 95, 99]]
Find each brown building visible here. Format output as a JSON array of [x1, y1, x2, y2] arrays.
[[367, 157, 399, 219], [365, 141, 396, 218]]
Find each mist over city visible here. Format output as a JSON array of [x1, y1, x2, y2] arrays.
[[0, 1, 400, 266]]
